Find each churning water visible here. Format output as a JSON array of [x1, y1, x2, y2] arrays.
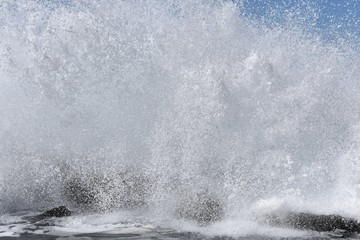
[[0, 0, 359, 238]]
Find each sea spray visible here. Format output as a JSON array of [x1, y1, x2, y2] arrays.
[[0, 0, 359, 228]]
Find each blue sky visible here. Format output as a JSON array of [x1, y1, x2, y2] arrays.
[[43, 0, 359, 41], [240, 0, 359, 40]]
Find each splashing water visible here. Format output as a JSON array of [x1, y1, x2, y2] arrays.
[[0, 0, 359, 237]]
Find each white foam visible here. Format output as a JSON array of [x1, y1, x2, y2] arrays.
[[0, 0, 359, 238]]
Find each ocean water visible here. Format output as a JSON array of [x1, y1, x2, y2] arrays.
[[0, 0, 359, 239], [0, 209, 324, 239]]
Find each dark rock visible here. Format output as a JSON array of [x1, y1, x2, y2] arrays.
[[39, 206, 72, 218], [63, 171, 150, 211], [176, 191, 224, 225], [266, 211, 360, 234], [23, 206, 72, 222]]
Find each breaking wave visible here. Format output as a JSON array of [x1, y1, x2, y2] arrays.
[[0, 0, 359, 236]]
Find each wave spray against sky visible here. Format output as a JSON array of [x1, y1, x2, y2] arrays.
[[0, 0, 359, 236]]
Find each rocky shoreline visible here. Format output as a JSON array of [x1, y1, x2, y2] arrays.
[[21, 205, 360, 238]]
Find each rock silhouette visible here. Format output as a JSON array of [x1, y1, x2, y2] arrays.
[[23, 206, 72, 222], [63, 171, 150, 211], [266, 211, 360, 235]]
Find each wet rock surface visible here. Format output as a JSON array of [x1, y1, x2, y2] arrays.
[[266, 211, 360, 237], [23, 206, 71, 223]]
